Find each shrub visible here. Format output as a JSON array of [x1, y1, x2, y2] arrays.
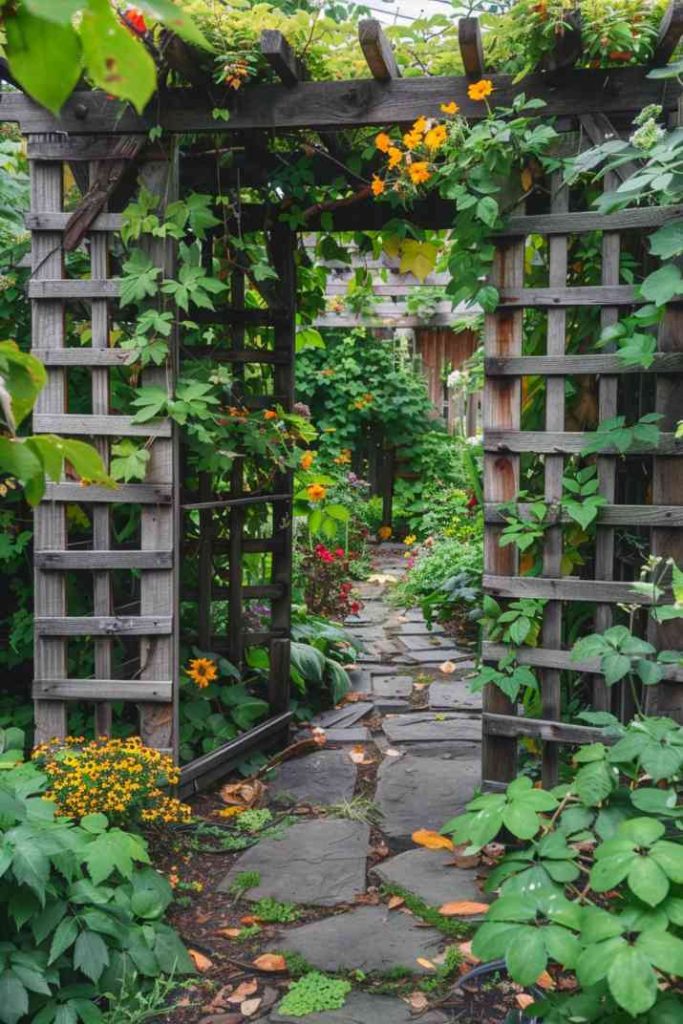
[[31, 736, 191, 829], [392, 530, 482, 628], [0, 729, 193, 1024], [298, 543, 363, 620]]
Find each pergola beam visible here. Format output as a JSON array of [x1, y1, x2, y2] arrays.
[[261, 29, 304, 87], [358, 19, 401, 81], [652, 0, 683, 65], [458, 18, 485, 81]]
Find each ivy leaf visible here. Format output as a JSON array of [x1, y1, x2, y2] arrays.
[[110, 440, 150, 482], [80, 0, 157, 115], [130, 387, 169, 423], [119, 250, 161, 307], [182, 193, 220, 237], [5, 8, 82, 114], [649, 219, 683, 259], [640, 263, 683, 306], [607, 946, 658, 1016], [0, 971, 29, 1024], [399, 241, 438, 283], [73, 930, 109, 983]]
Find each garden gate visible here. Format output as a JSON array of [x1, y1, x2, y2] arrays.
[[2, 8, 682, 791]]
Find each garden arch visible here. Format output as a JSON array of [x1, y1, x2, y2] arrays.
[[3, 9, 682, 793]]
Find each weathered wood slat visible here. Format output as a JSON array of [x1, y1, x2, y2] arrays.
[[497, 285, 639, 307], [33, 348, 132, 366], [25, 212, 123, 231], [186, 348, 289, 365], [483, 574, 656, 604], [325, 280, 451, 296], [1, 68, 670, 135], [179, 711, 293, 795], [45, 482, 172, 504], [33, 414, 171, 438], [483, 713, 612, 745], [482, 642, 683, 683], [458, 17, 485, 79], [484, 430, 679, 454], [33, 679, 173, 701], [36, 616, 173, 636], [243, 584, 286, 599], [181, 491, 290, 512], [358, 19, 401, 81], [484, 503, 683, 526], [314, 313, 459, 328], [28, 279, 120, 299], [485, 353, 683, 375], [652, 0, 683, 65], [498, 204, 683, 237], [36, 550, 173, 569]]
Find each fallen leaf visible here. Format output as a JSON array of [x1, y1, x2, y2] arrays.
[[226, 980, 258, 1004], [440, 660, 456, 674], [219, 779, 265, 808], [240, 915, 259, 926], [348, 744, 373, 765], [516, 994, 534, 1010], [385, 747, 402, 757], [252, 954, 287, 973], [416, 957, 436, 970], [457, 940, 480, 964], [188, 949, 213, 972], [451, 852, 479, 869], [439, 901, 489, 916], [387, 895, 405, 910], [536, 970, 556, 990], [412, 829, 454, 852], [354, 891, 381, 905], [407, 991, 429, 1011], [240, 998, 262, 1017], [521, 166, 534, 192], [215, 927, 242, 939]]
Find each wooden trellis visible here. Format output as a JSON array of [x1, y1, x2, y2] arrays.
[[3, 7, 682, 791]]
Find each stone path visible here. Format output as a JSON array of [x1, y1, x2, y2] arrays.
[[216, 544, 483, 1022]]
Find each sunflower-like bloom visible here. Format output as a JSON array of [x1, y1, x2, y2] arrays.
[[300, 450, 314, 470], [375, 131, 392, 152], [440, 101, 459, 114], [387, 146, 403, 169], [187, 657, 218, 688], [424, 124, 447, 151], [408, 161, 431, 185], [468, 79, 494, 101], [371, 174, 385, 196], [307, 483, 327, 502]]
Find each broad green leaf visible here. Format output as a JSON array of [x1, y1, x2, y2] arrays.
[[602, 653, 631, 685], [23, 0, 82, 23], [637, 929, 683, 976], [48, 916, 78, 964], [85, 829, 149, 885], [0, 972, 29, 1024], [80, 0, 157, 114], [640, 263, 683, 306], [628, 855, 670, 906], [648, 219, 683, 259], [590, 851, 634, 891], [5, 9, 82, 114], [651, 840, 683, 883], [471, 921, 518, 961], [399, 241, 438, 283], [135, 1, 211, 49], [607, 946, 658, 1016], [619, 817, 665, 845], [503, 801, 541, 839], [506, 926, 546, 986], [73, 930, 109, 982], [576, 936, 626, 987], [543, 924, 580, 968]]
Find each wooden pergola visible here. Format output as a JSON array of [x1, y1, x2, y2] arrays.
[[3, 9, 682, 792]]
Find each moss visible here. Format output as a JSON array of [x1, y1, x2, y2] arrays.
[[378, 884, 470, 938], [278, 972, 351, 1016], [280, 951, 314, 978], [228, 870, 261, 896]]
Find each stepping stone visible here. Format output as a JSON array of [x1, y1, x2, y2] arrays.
[[218, 820, 369, 907], [429, 681, 482, 712], [375, 754, 480, 844], [345, 625, 385, 642], [382, 712, 481, 747], [398, 634, 455, 652], [268, 750, 357, 808], [270, 992, 448, 1023], [387, 622, 444, 637], [403, 648, 473, 665], [372, 697, 410, 714], [347, 668, 371, 692], [371, 849, 490, 913], [312, 727, 371, 745], [371, 674, 413, 699], [368, 664, 400, 675], [369, 639, 403, 657], [267, 906, 443, 973], [312, 703, 374, 729]]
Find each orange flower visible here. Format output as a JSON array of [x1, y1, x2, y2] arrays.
[[186, 657, 218, 689], [408, 161, 431, 185], [440, 101, 459, 114], [263, 409, 278, 420], [403, 129, 422, 151], [467, 79, 494, 101], [424, 124, 447, 151], [306, 483, 327, 502], [300, 451, 314, 470], [371, 174, 385, 197], [375, 131, 392, 153], [387, 146, 403, 169], [378, 525, 392, 541], [412, 116, 428, 134]]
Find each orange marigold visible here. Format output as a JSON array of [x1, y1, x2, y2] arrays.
[[440, 101, 460, 114], [263, 409, 278, 420], [467, 79, 494, 101], [371, 174, 385, 197], [403, 129, 423, 151], [412, 116, 428, 134], [375, 131, 392, 153], [424, 124, 447, 151], [387, 146, 403, 169], [378, 525, 392, 540], [306, 483, 327, 502], [300, 450, 314, 470], [187, 657, 218, 688], [408, 161, 431, 185]]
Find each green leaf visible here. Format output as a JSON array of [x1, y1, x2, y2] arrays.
[[476, 196, 499, 228], [48, 916, 78, 964], [23, 0, 82, 23], [0, 972, 29, 1024], [80, 0, 157, 114], [543, 925, 580, 969], [574, 759, 615, 806], [506, 926, 546, 986], [637, 928, 683, 976], [602, 653, 631, 686], [503, 801, 541, 840], [591, 849, 635, 891], [628, 855, 670, 906], [619, 817, 665, 845], [607, 946, 658, 1016], [73, 930, 109, 983], [296, 328, 326, 352], [640, 263, 683, 306], [651, 840, 683, 883], [576, 936, 626, 987], [5, 8, 82, 114], [649, 220, 683, 259], [135, 0, 211, 49], [85, 829, 149, 885]]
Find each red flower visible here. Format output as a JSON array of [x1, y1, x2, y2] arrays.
[[123, 8, 147, 35], [335, 548, 345, 558], [467, 492, 479, 509]]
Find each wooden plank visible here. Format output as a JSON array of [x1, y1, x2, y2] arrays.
[[27, 135, 148, 161], [326, 279, 451, 296], [1, 68, 670, 135], [36, 616, 173, 636], [458, 18, 485, 80], [25, 212, 123, 231], [497, 285, 639, 307], [483, 575, 657, 604], [31, 145, 68, 744], [179, 711, 293, 795], [33, 348, 132, 366], [28, 279, 119, 299], [485, 430, 679, 454], [482, 642, 683, 683], [186, 348, 289, 365], [36, 550, 173, 569], [358, 19, 401, 81], [498, 204, 683, 237], [315, 314, 458, 328], [483, 713, 611, 746], [652, 0, 683, 65], [33, 414, 172, 438], [228, 270, 246, 669], [485, 353, 683, 375], [243, 584, 286, 599], [181, 492, 290, 512], [261, 30, 303, 86], [33, 679, 172, 701], [45, 482, 172, 504], [484, 503, 683, 527]]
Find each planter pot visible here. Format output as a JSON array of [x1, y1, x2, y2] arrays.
[[453, 959, 541, 1024]]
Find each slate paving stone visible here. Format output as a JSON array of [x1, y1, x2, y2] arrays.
[[403, 648, 473, 665], [368, 664, 400, 675], [312, 726, 371, 745], [398, 634, 455, 652], [218, 820, 369, 906], [268, 750, 357, 808], [382, 712, 482, 746], [347, 668, 371, 692], [429, 680, 482, 711], [387, 622, 444, 637], [372, 697, 410, 714], [371, 849, 490, 912], [311, 703, 374, 729], [371, 674, 413, 699], [270, 992, 448, 1023], [375, 754, 480, 842], [267, 906, 444, 973]]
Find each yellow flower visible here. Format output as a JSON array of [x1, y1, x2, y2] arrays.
[[440, 101, 459, 114], [404, 534, 417, 546], [186, 657, 218, 688], [403, 129, 422, 151], [378, 525, 392, 540], [263, 409, 278, 421], [371, 174, 385, 197], [412, 116, 428, 134], [300, 450, 314, 470], [408, 161, 431, 185], [375, 131, 392, 152], [306, 483, 327, 502], [467, 79, 494, 101], [424, 124, 447, 151], [387, 146, 403, 169]]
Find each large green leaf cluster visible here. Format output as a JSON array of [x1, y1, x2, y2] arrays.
[[0, 730, 193, 1024]]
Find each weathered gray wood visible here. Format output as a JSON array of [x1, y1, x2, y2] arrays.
[[482, 642, 683, 683], [33, 414, 171, 437], [25, 212, 123, 231], [261, 30, 303, 86], [192, 348, 289, 365], [326, 279, 451, 296], [485, 353, 683, 375], [484, 713, 611, 745], [179, 711, 293, 795], [458, 18, 485, 80], [33, 348, 132, 366], [228, 270, 246, 669], [314, 313, 457, 328], [31, 146, 68, 743], [45, 482, 172, 504], [652, 0, 683, 64], [28, 280, 120, 299], [33, 679, 173, 701], [36, 616, 173, 636], [483, 575, 657, 604], [243, 584, 287, 600], [1, 68, 670, 135], [484, 503, 683, 527], [579, 114, 638, 185], [181, 491, 290, 512], [27, 135, 148, 161], [358, 19, 401, 81], [497, 284, 638, 307], [485, 430, 679, 454], [498, 204, 683, 237], [36, 550, 173, 569]]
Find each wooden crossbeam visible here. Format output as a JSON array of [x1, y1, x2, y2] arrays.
[[485, 353, 683, 375], [261, 30, 303, 87], [458, 18, 485, 80], [483, 502, 683, 527], [652, 0, 683, 65], [358, 19, 401, 81]]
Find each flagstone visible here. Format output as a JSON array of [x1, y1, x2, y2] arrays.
[[268, 750, 357, 808], [371, 848, 490, 912], [375, 754, 480, 843]]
